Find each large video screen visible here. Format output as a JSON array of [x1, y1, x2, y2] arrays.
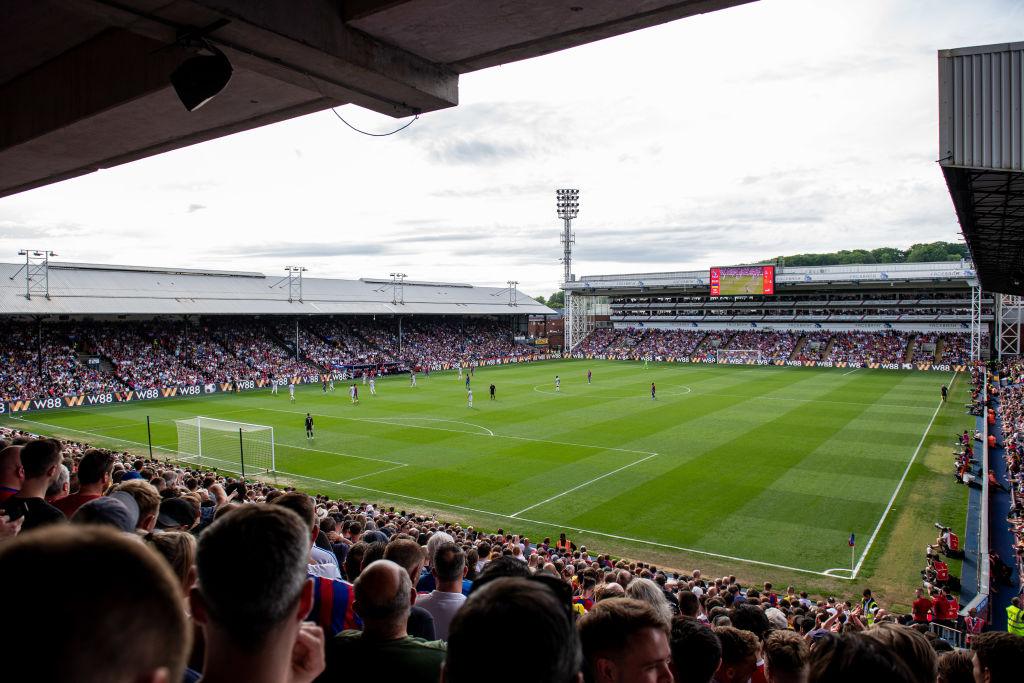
[[709, 266, 775, 297]]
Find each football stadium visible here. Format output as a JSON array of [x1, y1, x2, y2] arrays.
[[2, 2, 1024, 682]]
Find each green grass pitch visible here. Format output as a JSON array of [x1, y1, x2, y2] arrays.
[[1, 359, 961, 587]]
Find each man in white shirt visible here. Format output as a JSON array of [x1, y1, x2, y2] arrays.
[[415, 540, 467, 640]]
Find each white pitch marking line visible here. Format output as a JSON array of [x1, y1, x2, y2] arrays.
[[849, 369, 958, 579], [337, 463, 409, 485], [260, 405, 656, 456], [8, 416, 406, 467], [842, 368, 860, 376], [360, 416, 495, 437], [258, 406, 493, 440], [274, 442, 406, 466], [532, 384, 693, 399], [823, 568, 854, 577], [510, 453, 659, 517], [318, 478, 841, 578]]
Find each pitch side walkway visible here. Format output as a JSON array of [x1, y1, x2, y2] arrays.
[[960, 408, 985, 607], [988, 393, 1018, 631]]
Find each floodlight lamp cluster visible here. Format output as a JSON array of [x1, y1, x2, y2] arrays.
[[556, 188, 580, 219]]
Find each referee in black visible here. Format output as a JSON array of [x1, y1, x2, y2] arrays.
[[489, 383, 496, 400], [305, 413, 315, 440]]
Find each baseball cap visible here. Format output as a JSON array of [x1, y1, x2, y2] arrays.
[[72, 492, 140, 533], [157, 497, 195, 529], [765, 607, 788, 630]]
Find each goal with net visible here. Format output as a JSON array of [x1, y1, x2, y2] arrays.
[[175, 417, 275, 476], [715, 349, 765, 365]]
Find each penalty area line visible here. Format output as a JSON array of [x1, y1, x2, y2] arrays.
[[260, 405, 656, 456], [510, 453, 658, 517], [337, 463, 409, 485]]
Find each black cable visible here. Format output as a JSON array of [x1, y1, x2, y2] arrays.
[[326, 106, 419, 136], [304, 71, 419, 137]]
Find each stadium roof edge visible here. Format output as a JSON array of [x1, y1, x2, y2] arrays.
[[47, 261, 266, 278], [938, 41, 1024, 295], [0, 261, 553, 317]]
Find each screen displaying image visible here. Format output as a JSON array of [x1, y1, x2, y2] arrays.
[[709, 266, 775, 297]]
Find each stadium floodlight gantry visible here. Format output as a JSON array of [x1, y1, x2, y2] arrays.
[[563, 260, 994, 360]]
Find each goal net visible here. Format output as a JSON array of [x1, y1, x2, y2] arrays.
[[715, 349, 764, 365], [175, 416, 275, 476]]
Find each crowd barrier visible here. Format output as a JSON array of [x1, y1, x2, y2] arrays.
[[0, 353, 561, 416]]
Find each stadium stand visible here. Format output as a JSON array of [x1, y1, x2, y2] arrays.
[[0, 316, 536, 403], [993, 363, 1024, 618], [573, 327, 971, 367]]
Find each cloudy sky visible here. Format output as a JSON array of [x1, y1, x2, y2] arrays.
[[0, 0, 1019, 297]]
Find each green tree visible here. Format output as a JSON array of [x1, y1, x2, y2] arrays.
[[534, 295, 547, 305], [906, 242, 963, 262], [771, 242, 965, 267], [870, 247, 903, 263], [546, 291, 565, 309]]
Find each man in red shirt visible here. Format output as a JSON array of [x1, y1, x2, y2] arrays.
[[0, 446, 24, 503], [931, 588, 950, 625], [55, 449, 114, 518], [911, 588, 932, 623]]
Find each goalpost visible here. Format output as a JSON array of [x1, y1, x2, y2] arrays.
[[175, 416, 275, 477], [715, 349, 765, 365]]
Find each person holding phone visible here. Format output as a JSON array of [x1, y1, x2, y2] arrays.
[[0, 439, 66, 532]]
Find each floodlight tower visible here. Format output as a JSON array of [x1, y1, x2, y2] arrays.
[[556, 189, 580, 351], [556, 189, 580, 285], [10, 249, 57, 300], [507, 280, 519, 307], [390, 272, 407, 305], [283, 265, 307, 303]]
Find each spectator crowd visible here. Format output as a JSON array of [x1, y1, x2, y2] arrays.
[[993, 361, 1024, 595], [577, 328, 971, 366], [1, 317, 535, 402]]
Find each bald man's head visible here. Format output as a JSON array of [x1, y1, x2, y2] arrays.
[[0, 446, 24, 490], [354, 559, 412, 628]]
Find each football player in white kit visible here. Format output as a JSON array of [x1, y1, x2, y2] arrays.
[[369, 377, 376, 395]]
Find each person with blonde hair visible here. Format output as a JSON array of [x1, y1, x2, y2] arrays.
[[144, 530, 197, 596]]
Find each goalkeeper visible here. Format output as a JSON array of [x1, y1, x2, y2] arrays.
[[305, 413, 315, 440]]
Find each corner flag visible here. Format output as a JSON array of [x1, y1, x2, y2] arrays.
[[848, 533, 856, 547], [848, 532, 856, 572]]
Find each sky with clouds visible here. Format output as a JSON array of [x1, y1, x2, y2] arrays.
[[0, 0, 1019, 297]]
